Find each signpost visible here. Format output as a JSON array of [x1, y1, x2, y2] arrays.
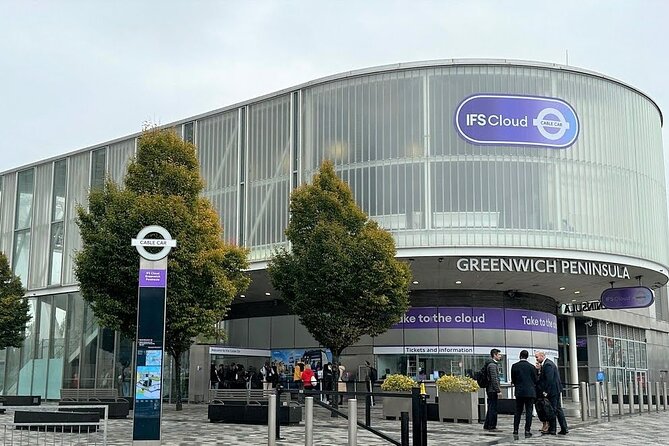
[[131, 226, 177, 445], [600, 286, 654, 309]]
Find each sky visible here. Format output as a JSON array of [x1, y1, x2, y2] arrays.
[[1, 0, 668, 176]]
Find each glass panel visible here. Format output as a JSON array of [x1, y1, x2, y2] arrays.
[[96, 328, 115, 388], [0, 349, 5, 395], [80, 304, 99, 388], [184, 122, 195, 143], [4, 347, 20, 395], [115, 335, 134, 398], [18, 298, 37, 395], [52, 159, 67, 221], [91, 148, 107, 190], [64, 293, 84, 388], [12, 230, 31, 282], [48, 221, 64, 285], [47, 294, 67, 398], [15, 169, 34, 230]]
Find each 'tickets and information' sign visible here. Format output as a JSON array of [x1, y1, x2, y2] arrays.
[[392, 307, 557, 334]]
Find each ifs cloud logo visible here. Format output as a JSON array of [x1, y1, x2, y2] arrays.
[[455, 94, 579, 148]]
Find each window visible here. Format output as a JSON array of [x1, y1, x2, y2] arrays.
[[13, 169, 34, 282], [90, 148, 107, 190], [49, 160, 67, 285]]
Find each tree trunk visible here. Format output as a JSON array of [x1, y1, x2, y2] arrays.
[[174, 352, 183, 411], [331, 349, 343, 416]]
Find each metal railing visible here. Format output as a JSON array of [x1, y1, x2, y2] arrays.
[[0, 404, 108, 445], [577, 381, 667, 421]]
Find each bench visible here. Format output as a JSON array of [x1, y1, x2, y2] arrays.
[[60, 388, 131, 416], [14, 410, 100, 432], [208, 389, 301, 425], [0, 395, 42, 406], [58, 400, 129, 419]]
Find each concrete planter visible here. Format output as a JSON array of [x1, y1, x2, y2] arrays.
[[382, 394, 413, 420], [438, 392, 478, 423]]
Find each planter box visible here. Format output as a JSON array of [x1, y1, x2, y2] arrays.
[[382, 395, 412, 420], [438, 392, 478, 423]]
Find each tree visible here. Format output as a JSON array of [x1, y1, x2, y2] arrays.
[[0, 251, 31, 350], [75, 127, 249, 410], [268, 160, 411, 368]]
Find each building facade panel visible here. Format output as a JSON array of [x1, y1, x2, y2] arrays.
[[28, 163, 53, 289], [107, 139, 135, 184], [0, 173, 16, 256], [61, 152, 90, 285]]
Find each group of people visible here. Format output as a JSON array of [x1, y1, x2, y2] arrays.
[[483, 348, 569, 437], [210, 362, 285, 390], [292, 361, 348, 404]]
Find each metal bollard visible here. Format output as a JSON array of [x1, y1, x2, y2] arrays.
[[605, 381, 612, 420], [628, 381, 635, 414], [656, 382, 661, 412], [400, 412, 410, 446], [594, 382, 602, 419], [268, 394, 277, 446], [617, 382, 624, 416], [305, 397, 313, 446], [664, 382, 668, 411], [580, 382, 588, 420], [638, 381, 644, 413], [348, 398, 357, 446], [646, 382, 652, 413]]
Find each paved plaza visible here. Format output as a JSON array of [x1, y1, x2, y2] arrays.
[[3, 400, 669, 445]]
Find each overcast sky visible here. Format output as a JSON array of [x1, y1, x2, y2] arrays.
[[1, 0, 668, 176]]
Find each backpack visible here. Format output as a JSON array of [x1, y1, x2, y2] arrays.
[[475, 362, 489, 388]]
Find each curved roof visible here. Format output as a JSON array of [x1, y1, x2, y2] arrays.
[[1, 59, 663, 175]]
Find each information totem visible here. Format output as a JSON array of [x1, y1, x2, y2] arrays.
[[131, 226, 177, 445]]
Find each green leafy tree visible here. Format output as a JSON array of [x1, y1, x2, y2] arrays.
[[268, 160, 411, 367], [0, 251, 31, 350], [75, 127, 249, 410]]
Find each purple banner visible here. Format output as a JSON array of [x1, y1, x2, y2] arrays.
[[393, 307, 557, 334], [139, 269, 166, 288], [455, 94, 579, 148], [601, 286, 654, 309]]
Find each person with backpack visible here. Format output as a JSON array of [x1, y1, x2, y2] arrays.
[[482, 348, 503, 432]]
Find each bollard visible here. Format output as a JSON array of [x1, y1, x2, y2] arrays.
[[617, 382, 624, 416], [628, 381, 635, 414], [664, 382, 668, 411], [656, 382, 661, 412], [268, 394, 277, 446], [637, 381, 644, 413], [646, 382, 652, 413], [365, 394, 371, 427], [580, 382, 588, 420], [400, 411, 410, 446], [594, 382, 602, 419], [305, 397, 313, 446], [605, 381, 612, 420], [348, 398, 357, 446]]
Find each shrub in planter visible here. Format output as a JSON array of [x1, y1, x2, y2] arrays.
[[380, 374, 416, 420], [435, 375, 479, 423]]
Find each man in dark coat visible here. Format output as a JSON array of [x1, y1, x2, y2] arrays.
[[535, 351, 569, 435], [483, 348, 503, 432], [511, 350, 538, 437]]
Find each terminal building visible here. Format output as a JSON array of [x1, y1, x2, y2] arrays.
[[1, 59, 668, 402]]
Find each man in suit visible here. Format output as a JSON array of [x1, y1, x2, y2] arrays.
[[535, 351, 569, 435], [483, 348, 503, 432], [511, 350, 538, 437]]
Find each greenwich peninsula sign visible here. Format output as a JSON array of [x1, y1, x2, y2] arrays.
[[455, 94, 579, 148], [456, 257, 630, 280]]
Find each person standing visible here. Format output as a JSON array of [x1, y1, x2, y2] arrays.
[[365, 360, 378, 406], [511, 350, 538, 437], [483, 348, 503, 432], [260, 361, 271, 390], [337, 363, 346, 404], [535, 351, 569, 435]]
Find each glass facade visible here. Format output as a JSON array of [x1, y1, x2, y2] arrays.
[[0, 61, 667, 397], [595, 321, 647, 384]]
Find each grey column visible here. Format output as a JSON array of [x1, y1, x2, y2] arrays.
[[594, 382, 601, 419], [628, 381, 635, 414], [567, 316, 580, 403], [664, 382, 668, 411], [655, 382, 661, 412], [348, 398, 357, 446], [617, 382, 624, 415], [268, 394, 276, 446], [605, 381, 612, 419], [638, 381, 644, 413], [305, 396, 313, 446], [580, 382, 588, 420], [646, 382, 652, 413]]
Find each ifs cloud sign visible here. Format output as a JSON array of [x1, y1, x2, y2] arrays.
[[455, 94, 579, 148]]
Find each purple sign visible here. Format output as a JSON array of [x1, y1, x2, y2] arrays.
[[393, 307, 557, 334], [455, 94, 579, 148], [601, 286, 654, 309], [139, 269, 167, 288]]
